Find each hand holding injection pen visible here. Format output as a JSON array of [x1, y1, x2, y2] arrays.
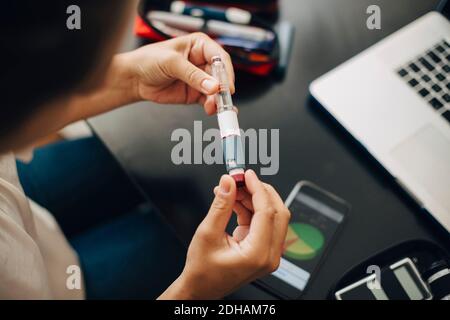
[[211, 56, 246, 187]]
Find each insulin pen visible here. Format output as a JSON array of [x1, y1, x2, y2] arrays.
[[170, 1, 252, 25], [211, 56, 246, 188]]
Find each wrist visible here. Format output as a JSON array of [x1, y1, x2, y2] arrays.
[[158, 273, 198, 300], [111, 53, 141, 104]]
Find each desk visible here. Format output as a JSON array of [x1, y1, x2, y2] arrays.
[[89, 0, 449, 299]]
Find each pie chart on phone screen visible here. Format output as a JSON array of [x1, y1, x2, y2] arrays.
[[283, 223, 325, 261]]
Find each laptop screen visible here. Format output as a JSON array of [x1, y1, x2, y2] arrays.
[[438, 0, 450, 18]]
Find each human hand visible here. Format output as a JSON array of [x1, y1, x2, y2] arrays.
[[123, 32, 235, 115], [159, 170, 291, 300]]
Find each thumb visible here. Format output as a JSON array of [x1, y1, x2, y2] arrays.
[[169, 57, 219, 95], [201, 175, 236, 233]]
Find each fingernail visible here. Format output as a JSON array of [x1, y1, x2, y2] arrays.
[[201, 78, 217, 93], [246, 169, 259, 181], [219, 176, 231, 194]]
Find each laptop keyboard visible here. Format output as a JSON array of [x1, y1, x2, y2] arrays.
[[397, 39, 450, 124]]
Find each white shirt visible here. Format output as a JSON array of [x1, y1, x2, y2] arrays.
[[0, 153, 84, 299]]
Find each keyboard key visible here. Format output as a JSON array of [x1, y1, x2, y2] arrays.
[[447, 83, 450, 90], [444, 40, 450, 48], [432, 84, 442, 92], [398, 68, 408, 77], [443, 65, 450, 73], [429, 98, 443, 110], [419, 57, 434, 71], [428, 51, 441, 63], [421, 74, 431, 82], [443, 94, 450, 103], [446, 54, 450, 62], [418, 88, 430, 97], [435, 73, 446, 81], [409, 62, 420, 72], [408, 78, 419, 87], [442, 111, 450, 123], [436, 45, 445, 53]]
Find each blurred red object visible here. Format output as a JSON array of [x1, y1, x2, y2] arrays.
[[135, 0, 279, 76]]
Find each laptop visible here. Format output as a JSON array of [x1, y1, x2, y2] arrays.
[[310, 0, 450, 232]]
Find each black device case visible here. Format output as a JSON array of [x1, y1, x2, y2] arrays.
[[329, 239, 450, 300]]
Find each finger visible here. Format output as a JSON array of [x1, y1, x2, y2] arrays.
[[203, 95, 216, 115], [188, 33, 235, 94], [233, 201, 252, 226], [236, 188, 246, 201], [236, 188, 254, 211], [244, 170, 271, 212], [233, 225, 250, 242], [203, 64, 212, 75], [242, 170, 276, 251], [198, 95, 206, 106], [263, 183, 291, 258], [167, 55, 219, 95], [214, 186, 252, 225], [262, 183, 286, 211], [200, 175, 236, 233], [200, 64, 217, 114]]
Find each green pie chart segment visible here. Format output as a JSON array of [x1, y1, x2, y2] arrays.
[[284, 223, 325, 261]]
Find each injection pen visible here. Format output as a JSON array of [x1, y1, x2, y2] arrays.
[[211, 56, 246, 188]]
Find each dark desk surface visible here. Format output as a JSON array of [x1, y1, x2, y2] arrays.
[[89, 0, 449, 299]]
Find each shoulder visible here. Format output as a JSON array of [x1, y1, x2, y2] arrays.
[[0, 209, 52, 298]]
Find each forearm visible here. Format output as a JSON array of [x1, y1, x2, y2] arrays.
[[158, 274, 198, 300], [65, 53, 139, 123]]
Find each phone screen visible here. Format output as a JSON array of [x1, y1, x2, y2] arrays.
[[258, 182, 349, 299]]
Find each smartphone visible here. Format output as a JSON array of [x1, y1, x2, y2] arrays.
[[257, 181, 349, 299]]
